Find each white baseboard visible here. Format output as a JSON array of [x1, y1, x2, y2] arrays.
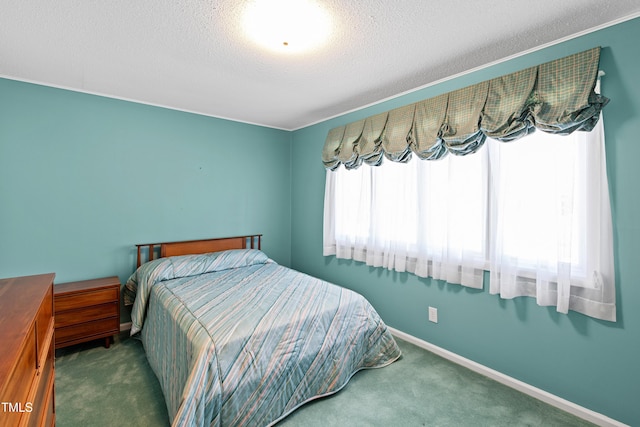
[[119, 322, 132, 332], [388, 327, 627, 427]]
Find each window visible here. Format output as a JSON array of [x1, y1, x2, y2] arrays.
[[323, 115, 615, 321]]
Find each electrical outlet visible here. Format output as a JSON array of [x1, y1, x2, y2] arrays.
[[428, 306, 438, 323]]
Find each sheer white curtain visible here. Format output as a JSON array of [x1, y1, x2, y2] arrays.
[[324, 148, 487, 290], [323, 115, 615, 321], [488, 114, 615, 320]]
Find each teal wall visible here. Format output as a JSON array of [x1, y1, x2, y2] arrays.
[[0, 79, 292, 288], [291, 17, 640, 426], [2, 15, 639, 426]]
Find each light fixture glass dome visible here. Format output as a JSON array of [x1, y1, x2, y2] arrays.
[[242, 0, 332, 53]]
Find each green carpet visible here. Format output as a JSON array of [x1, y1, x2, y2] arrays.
[[55, 334, 595, 426]]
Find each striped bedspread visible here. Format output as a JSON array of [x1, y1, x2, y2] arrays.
[[125, 249, 401, 427]]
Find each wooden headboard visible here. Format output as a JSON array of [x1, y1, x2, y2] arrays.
[[135, 234, 262, 268]]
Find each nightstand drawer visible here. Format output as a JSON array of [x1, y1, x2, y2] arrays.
[[54, 276, 120, 349], [55, 302, 119, 328], [55, 287, 119, 311], [56, 317, 119, 344]]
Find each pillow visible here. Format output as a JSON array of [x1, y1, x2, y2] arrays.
[[125, 249, 272, 334], [169, 248, 271, 278]]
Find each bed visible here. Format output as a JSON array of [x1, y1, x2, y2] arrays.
[[124, 235, 401, 427]]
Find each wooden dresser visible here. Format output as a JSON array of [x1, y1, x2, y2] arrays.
[[0, 273, 56, 427], [54, 276, 120, 349]]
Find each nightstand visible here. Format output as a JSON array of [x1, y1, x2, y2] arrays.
[[54, 276, 120, 349]]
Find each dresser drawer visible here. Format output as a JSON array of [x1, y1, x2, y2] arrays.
[[36, 288, 54, 355], [2, 324, 36, 405], [55, 302, 119, 328], [31, 330, 55, 427], [56, 317, 119, 344], [30, 378, 55, 427], [55, 287, 119, 312]]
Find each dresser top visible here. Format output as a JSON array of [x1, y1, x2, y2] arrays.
[[54, 276, 120, 296], [0, 273, 55, 324]]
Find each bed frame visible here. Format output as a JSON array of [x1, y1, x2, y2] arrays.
[[135, 234, 262, 268]]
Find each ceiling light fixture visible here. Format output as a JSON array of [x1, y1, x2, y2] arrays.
[[242, 0, 332, 54]]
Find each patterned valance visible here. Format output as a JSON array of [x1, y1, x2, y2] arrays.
[[322, 47, 609, 170]]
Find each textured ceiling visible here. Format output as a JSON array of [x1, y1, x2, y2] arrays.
[[2, 1, 640, 130]]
